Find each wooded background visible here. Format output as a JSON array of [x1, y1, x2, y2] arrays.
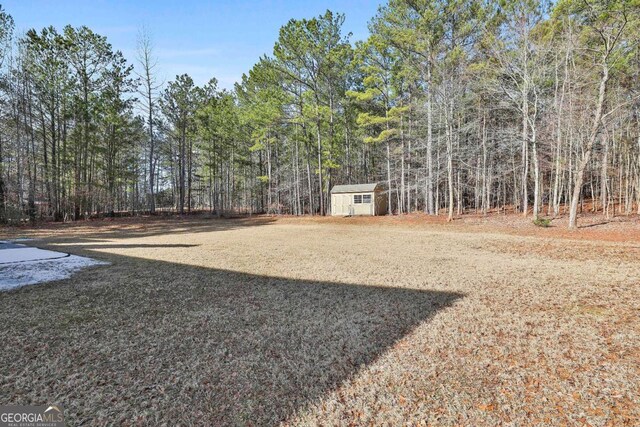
[[0, 0, 638, 228]]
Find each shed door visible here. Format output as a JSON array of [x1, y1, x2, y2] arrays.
[[341, 194, 350, 215]]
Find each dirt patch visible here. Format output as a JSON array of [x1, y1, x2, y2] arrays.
[[1, 216, 638, 425]]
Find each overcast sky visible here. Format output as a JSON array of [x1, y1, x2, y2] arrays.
[[4, 0, 383, 90]]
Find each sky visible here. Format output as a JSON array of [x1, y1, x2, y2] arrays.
[[3, 0, 384, 90]]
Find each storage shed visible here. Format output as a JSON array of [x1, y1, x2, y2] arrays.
[[330, 183, 387, 216]]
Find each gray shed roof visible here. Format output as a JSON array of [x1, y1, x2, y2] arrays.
[[331, 183, 379, 194]]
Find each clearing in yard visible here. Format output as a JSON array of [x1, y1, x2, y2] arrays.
[[0, 215, 638, 425]]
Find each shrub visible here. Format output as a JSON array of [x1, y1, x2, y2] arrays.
[[533, 218, 552, 227]]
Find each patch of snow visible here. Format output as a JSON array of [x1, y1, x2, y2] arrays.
[[0, 255, 108, 291], [0, 247, 69, 263]]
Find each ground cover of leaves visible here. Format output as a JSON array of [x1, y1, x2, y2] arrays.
[[1, 215, 638, 425]]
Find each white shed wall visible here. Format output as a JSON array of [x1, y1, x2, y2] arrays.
[[331, 192, 376, 216]]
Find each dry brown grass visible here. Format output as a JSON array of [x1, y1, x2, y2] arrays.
[[1, 215, 639, 425]]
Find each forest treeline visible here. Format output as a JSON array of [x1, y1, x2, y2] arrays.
[[0, 0, 639, 228]]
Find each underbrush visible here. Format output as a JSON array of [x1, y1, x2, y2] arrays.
[[533, 217, 552, 227]]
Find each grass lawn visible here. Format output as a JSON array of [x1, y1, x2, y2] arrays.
[[1, 215, 639, 425]]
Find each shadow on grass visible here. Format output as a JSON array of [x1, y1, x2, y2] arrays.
[[64, 243, 201, 249], [12, 216, 278, 243], [0, 250, 462, 425], [578, 221, 610, 229]]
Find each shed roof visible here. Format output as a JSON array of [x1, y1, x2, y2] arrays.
[[330, 183, 379, 194]]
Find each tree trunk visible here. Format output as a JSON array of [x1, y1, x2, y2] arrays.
[[425, 61, 435, 215], [521, 81, 529, 217], [446, 114, 454, 222], [568, 62, 609, 229]]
